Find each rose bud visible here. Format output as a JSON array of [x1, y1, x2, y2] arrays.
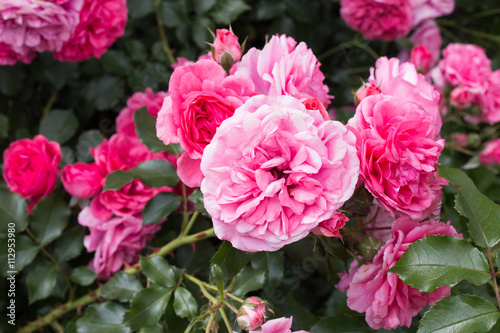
[[61, 162, 104, 199], [354, 82, 381, 106], [211, 28, 241, 70], [410, 44, 433, 73], [237, 297, 267, 331], [301, 97, 329, 121]]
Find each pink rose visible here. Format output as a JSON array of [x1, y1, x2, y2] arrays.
[[311, 211, 348, 238], [171, 53, 214, 70], [301, 97, 329, 121], [156, 59, 255, 187], [354, 82, 382, 106], [237, 297, 268, 331], [336, 259, 360, 292], [369, 57, 442, 131], [116, 88, 169, 138], [347, 94, 445, 221], [408, 20, 442, 66], [234, 34, 331, 105], [410, 0, 454, 28], [480, 138, 500, 166], [0, 0, 82, 56], [250, 317, 309, 333], [200, 95, 359, 252], [0, 42, 35, 65], [481, 70, 500, 125], [78, 207, 161, 278], [61, 162, 103, 199], [410, 44, 433, 73], [340, 0, 413, 41], [54, 0, 127, 62], [3, 135, 61, 213], [345, 218, 460, 330], [212, 28, 241, 64], [451, 133, 468, 149]]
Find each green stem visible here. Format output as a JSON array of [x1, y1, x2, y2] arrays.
[[180, 183, 190, 235], [24, 227, 75, 302], [219, 308, 233, 332], [206, 313, 216, 333], [183, 273, 218, 304], [472, 8, 500, 19], [486, 246, 500, 309], [318, 40, 357, 60], [19, 228, 215, 332], [437, 19, 500, 44], [154, 0, 176, 65], [43, 92, 58, 116], [182, 211, 199, 237]]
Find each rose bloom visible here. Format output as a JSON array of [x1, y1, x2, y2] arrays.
[[171, 53, 213, 70], [311, 210, 349, 238], [344, 218, 460, 330], [408, 20, 442, 66], [3, 135, 61, 213], [156, 59, 255, 187], [201, 95, 359, 252], [116, 88, 169, 138], [354, 82, 382, 106], [410, 45, 433, 73], [347, 94, 445, 221], [78, 207, 161, 278], [212, 28, 241, 64], [410, 0, 454, 28], [480, 70, 500, 125], [479, 138, 500, 166], [54, 0, 127, 61], [249, 317, 309, 333], [237, 297, 267, 331], [0, 42, 35, 65], [369, 56, 442, 132], [61, 162, 103, 199], [0, 0, 82, 56], [233, 34, 331, 105], [340, 0, 412, 41]]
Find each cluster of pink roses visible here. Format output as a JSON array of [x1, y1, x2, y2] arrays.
[[340, 0, 454, 41], [0, 0, 127, 65], [156, 31, 359, 253]]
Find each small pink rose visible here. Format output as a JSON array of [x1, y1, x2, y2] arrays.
[[311, 211, 348, 237], [480, 139, 500, 166], [61, 162, 103, 199], [410, 44, 433, 73], [237, 297, 267, 331], [354, 82, 381, 106], [212, 28, 242, 64]]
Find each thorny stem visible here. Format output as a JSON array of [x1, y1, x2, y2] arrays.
[[19, 228, 215, 333], [154, 0, 176, 65], [486, 246, 500, 309], [24, 227, 75, 302]]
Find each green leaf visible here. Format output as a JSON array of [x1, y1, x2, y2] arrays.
[[123, 286, 172, 330], [30, 193, 70, 246], [125, 40, 148, 63], [86, 76, 125, 111], [77, 302, 131, 333], [0, 235, 38, 276], [438, 165, 500, 248], [194, 0, 217, 14], [389, 235, 491, 293], [0, 186, 28, 234], [159, 0, 186, 27], [70, 266, 98, 286], [173, 287, 198, 319], [134, 107, 170, 153], [252, 251, 285, 292], [418, 294, 500, 333], [27, 261, 59, 304], [52, 226, 85, 262], [140, 256, 177, 288], [101, 50, 132, 76], [101, 272, 143, 302], [211, 241, 252, 279], [231, 266, 266, 296], [210, 0, 251, 24], [43, 59, 78, 90], [39, 109, 79, 144], [139, 324, 163, 333], [143, 192, 182, 225], [191, 18, 213, 48], [310, 315, 370, 333], [104, 159, 179, 191], [0, 113, 8, 138], [211, 264, 224, 296], [127, 0, 154, 20], [188, 189, 209, 216], [0, 64, 25, 96]]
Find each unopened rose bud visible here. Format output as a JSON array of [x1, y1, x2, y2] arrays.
[[410, 44, 433, 73], [301, 97, 329, 121], [237, 297, 267, 331], [354, 82, 381, 106], [212, 28, 241, 65]]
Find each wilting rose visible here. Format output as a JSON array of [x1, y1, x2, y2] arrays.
[[480, 138, 500, 166], [54, 0, 127, 61], [61, 162, 103, 199], [345, 218, 460, 330], [201, 95, 359, 252], [347, 94, 445, 220], [3, 135, 61, 213]]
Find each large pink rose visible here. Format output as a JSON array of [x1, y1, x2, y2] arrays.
[[78, 207, 160, 278], [3, 135, 61, 213], [340, 0, 413, 41], [347, 94, 445, 221], [156, 59, 255, 187], [368, 57, 442, 131], [0, 0, 83, 56], [480, 138, 500, 166], [54, 0, 127, 62], [250, 317, 309, 333], [410, 0, 454, 28], [61, 162, 103, 199], [233, 35, 330, 105], [116, 88, 169, 138], [201, 95, 359, 252], [0, 42, 35, 65], [345, 218, 460, 330]]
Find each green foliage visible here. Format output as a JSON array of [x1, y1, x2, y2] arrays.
[[134, 107, 181, 154], [390, 235, 491, 293], [173, 287, 198, 319], [140, 256, 178, 287], [418, 295, 500, 333], [52, 226, 85, 262], [70, 266, 98, 286], [30, 192, 70, 246], [26, 261, 59, 304], [77, 302, 131, 333], [142, 192, 182, 225], [101, 272, 144, 302], [0, 186, 28, 234], [39, 109, 79, 144], [0, 235, 38, 276], [310, 314, 371, 333], [124, 286, 172, 330]]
